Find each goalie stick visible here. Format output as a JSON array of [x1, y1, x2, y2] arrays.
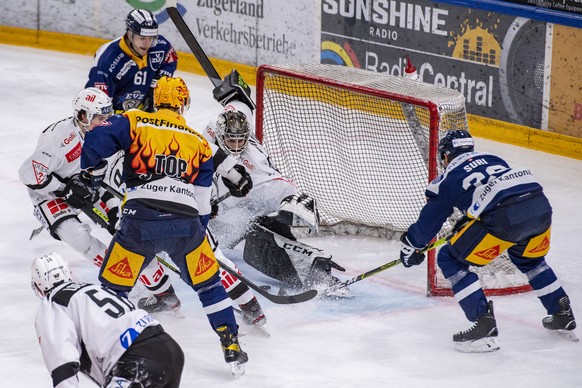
[[165, 0, 222, 87], [100, 181, 318, 305], [328, 234, 452, 291]]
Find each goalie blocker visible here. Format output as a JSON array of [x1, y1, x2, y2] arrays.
[[213, 69, 255, 111]]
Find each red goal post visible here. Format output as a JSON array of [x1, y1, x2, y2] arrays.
[[255, 63, 530, 297]]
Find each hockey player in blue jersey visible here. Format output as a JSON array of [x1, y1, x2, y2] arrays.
[[86, 9, 178, 112], [399, 130, 576, 352]]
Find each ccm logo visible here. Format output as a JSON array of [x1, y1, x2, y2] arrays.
[[122, 208, 137, 215]]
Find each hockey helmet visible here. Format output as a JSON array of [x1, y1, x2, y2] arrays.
[[31, 252, 71, 298], [216, 101, 252, 156], [153, 76, 190, 113], [73, 87, 113, 127], [438, 130, 474, 165], [126, 9, 158, 37]]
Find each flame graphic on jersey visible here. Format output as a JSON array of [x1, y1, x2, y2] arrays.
[[129, 131, 201, 183], [195, 253, 215, 276], [528, 236, 550, 253], [107, 257, 134, 279], [475, 245, 500, 260]]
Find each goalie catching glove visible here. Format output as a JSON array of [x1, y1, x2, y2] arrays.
[[222, 164, 253, 197], [399, 232, 426, 267], [54, 173, 99, 209], [274, 193, 320, 233]]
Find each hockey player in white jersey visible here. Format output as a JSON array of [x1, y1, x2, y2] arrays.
[[204, 73, 347, 296], [19, 88, 178, 309], [32, 252, 184, 387]]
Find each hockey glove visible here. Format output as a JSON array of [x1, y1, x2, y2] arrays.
[[106, 207, 120, 235], [212, 69, 255, 110], [399, 232, 426, 268], [55, 174, 99, 209], [222, 164, 253, 197], [82, 161, 108, 189]]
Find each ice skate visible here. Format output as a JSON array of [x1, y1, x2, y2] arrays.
[[216, 325, 248, 378], [453, 300, 499, 353], [543, 296, 578, 342], [137, 286, 181, 314], [239, 296, 267, 326]]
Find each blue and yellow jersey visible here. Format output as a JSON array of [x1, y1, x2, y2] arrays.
[[407, 151, 543, 247], [81, 109, 214, 216], [86, 35, 178, 112]]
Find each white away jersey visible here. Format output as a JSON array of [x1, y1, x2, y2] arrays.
[[203, 118, 297, 246], [19, 117, 85, 205], [35, 282, 159, 387]]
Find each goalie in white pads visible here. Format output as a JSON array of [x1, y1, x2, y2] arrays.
[[32, 252, 184, 387], [399, 130, 577, 352], [204, 73, 347, 296], [18, 88, 179, 312]]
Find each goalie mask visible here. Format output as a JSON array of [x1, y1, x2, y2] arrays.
[[216, 102, 252, 157], [31, 252, 72, 298], [73, 87, 113, 131]]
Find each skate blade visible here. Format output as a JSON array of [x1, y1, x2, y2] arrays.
[[230, 361, 246, 378], [454, 337, 500, 353], [549, 329, 579, 342]]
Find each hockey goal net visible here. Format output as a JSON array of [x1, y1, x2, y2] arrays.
[[255, 63, 530, 297]]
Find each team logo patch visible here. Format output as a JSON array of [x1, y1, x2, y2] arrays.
[[107, 257, 134, 279], [32, 160, 48, 184], [149, 50, 165, 66]]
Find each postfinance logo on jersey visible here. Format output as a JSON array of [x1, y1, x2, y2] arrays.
[[102, 243, 145, 287]]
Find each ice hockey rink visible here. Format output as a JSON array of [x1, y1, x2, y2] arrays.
[[0, 44, 580, 387]]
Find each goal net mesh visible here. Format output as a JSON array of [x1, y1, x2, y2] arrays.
[[256, 64, 530, 296]]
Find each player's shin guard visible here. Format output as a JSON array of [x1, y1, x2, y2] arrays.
[[137, 259, 181, 313]]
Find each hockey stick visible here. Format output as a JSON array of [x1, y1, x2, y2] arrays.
[[329, 235, 451, 291], [156, 248, 317, 305], [29, 226, 45, 240], [166, 0, 222, 87], [100, 181, 317, 304]]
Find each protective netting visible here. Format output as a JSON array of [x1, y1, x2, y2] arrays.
[[257, 64, 529, 296]]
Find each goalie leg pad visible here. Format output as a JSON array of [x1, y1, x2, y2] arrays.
[[243, 218, 302, 288], [276, 193, 320, 233]]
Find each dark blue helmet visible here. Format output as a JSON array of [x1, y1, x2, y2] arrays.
[[438, 130, 474, 163], [126, 9, 158, 37]]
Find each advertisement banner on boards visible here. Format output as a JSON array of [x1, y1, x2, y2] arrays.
[[321, 0, 548, 129]]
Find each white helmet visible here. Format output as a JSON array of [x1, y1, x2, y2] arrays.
[[31, 253, 71, 298], [73, 87, 113, 127]]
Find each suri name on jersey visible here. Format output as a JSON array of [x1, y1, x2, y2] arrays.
[[407, 151, 543, 248]]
